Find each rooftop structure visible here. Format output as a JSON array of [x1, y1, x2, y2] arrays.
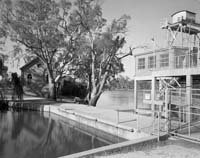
[[171, 10, 196, 24], [161, 10, 200, 47]]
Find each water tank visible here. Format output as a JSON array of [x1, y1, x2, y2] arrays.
[[171, 10, 196, 23]]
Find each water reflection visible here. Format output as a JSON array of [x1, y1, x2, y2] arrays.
[[0, 111, 109, 158]]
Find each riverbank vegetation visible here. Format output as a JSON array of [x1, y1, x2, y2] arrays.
[[0, 0, 138, 106], [109, 75, 134, 90]]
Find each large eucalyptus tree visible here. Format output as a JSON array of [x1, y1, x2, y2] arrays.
[[72, 0, 133, 106], [0, 0, 80, 99]]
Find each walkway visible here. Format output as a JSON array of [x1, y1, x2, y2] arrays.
[[55, 103, 166, 136], [5, 92, 166, 137]]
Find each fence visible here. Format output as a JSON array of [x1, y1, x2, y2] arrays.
[[169, 106, 200, 142], [136, 87, 200, 142]]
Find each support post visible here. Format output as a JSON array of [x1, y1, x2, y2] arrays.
[[164, 88, 169, 132], [151, 77, 156, 117], [158, 110, 160, 141], [137, 111, 139, 130], [169, 90, 172, 131], [197, 35, 200, 67], [186, 75, 192, 136], [134, 80, 137, 110]]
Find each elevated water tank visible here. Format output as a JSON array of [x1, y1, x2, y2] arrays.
[[171, 10, 196, 23]]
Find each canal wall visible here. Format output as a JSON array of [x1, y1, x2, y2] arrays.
[[59, 135, 162, 158], [43, 105, 149, 141], [8, 101, 168, 158], [8, 101, 149, 141]]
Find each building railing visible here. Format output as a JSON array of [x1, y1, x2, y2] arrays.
[[136, 88, 200, 141], [137, 87, 200, 109], [169, 106, 200, 142], [170, 88, 187, 105]]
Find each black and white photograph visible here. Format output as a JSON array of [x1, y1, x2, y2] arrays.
[[0, 0, 200, 157]]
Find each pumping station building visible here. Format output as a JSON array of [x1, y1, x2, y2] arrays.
[[133, 10, 200, 141]]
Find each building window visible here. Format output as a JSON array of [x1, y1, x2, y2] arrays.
[[148, 56, 156, 69], [27, 73, 32, 85], [160, 54, 169, 67], [138, 58, 145, 70], [175, 55, 186, 68]]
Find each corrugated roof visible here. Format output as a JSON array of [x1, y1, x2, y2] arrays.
[[171, 10, 196, 17]]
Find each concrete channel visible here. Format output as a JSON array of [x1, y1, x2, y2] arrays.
[[8, 100, 169, 158]]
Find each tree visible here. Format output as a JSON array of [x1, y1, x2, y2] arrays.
[[0, 0, 80, 100], [72, 0, 133, 106], [109, 75, 134, 90]]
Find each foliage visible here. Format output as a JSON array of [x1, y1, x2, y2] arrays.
[[0, 0, 133, 104], [0, 0, 81, 99], [60, 80, 87, 98], [71, 0, 132, 106], [109, 75, 134, 90]]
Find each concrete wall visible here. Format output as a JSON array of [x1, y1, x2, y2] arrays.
[[44, 106, 150, 141], [60, 135, 168, 158], [9, 102, 150, 141]]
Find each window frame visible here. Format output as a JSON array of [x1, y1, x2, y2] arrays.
[[138, 58, 145, 70], [148, 56, 156, 69], [160, 53, 169, 67]]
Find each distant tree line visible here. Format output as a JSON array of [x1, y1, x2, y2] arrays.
[[109, 75, 134, 90]]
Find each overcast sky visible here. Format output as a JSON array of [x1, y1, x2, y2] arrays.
[[102, 0, 200, 78]]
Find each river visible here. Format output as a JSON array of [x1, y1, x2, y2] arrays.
[[97, 90, 134, 109]]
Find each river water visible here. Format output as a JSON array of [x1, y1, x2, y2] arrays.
[[97, 90, 134, 109], [0, 90, 132, 158], [0, 111, 111, 158]]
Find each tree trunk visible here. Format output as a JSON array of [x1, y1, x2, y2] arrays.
[[48, 79, 57, 100], [87, 73, 92, 100], [88, 92, 102, 107], [47, 65, 57, 100]]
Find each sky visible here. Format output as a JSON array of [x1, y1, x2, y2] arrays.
[[102, 0, 200, 79]]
